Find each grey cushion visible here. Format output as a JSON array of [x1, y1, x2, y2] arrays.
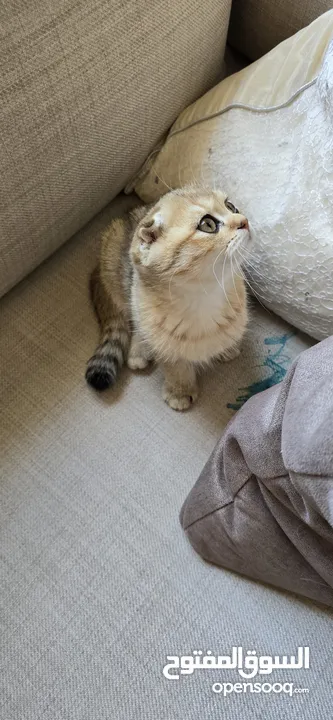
[[181, 337, 333, 606], [0, 0, 231, 297]]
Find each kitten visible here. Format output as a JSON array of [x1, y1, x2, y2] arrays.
[[86, 187, 249, 410]]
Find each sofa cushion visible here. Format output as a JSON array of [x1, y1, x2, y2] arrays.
[[0, 0, 231, 297], [132, 11, 333, 341]]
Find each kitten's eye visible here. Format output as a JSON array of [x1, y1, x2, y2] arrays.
[[225, 200, 239, 214], [198, 214, 220, 233]]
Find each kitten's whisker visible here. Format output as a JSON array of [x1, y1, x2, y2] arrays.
[[234, 256, 271, 313], [237, 250, 265, 279], [177, 134, 188, 187], [237, 250, 269, 288], [153, 165, 200, 210], [176, 134, 185, 190], [154, 166, 194, 206], [230, 257, 241, 305], [241, 270, 270, 303], [212, 247, 226, 292], [237, 249, 268, 283], [188, 140, 197, 190], [221, 254, 236, 313], [237, 244, 259, 258], [244, 264, 268, 286], [152, 166, 175, 194], [198, 156, 207, 190], [230, 253, 244, 280]]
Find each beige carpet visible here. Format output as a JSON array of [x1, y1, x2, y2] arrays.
[[2, 193, 331, 720]]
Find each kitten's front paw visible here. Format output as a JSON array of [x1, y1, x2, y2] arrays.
[[127, 354, 149, 370], [162, 386, 198, 411]]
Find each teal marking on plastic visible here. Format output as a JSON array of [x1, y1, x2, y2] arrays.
[[227, 332, 294, 411]]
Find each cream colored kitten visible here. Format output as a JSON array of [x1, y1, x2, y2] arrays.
[[86, 187, 249, 410]]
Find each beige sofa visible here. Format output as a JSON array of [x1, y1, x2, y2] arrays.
[[1, 1, 332, 718]]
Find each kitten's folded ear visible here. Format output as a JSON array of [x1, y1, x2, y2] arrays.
[[139, 213, 163, 244]]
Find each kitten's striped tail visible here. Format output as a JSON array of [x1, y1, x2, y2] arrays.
[[85, 326, 130, 391], [85, 267, 130, 391]]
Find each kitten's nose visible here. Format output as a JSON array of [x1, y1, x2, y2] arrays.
[[239, 218, 249, 230]]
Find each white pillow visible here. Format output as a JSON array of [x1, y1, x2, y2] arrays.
[[129, 11, 333, 340]]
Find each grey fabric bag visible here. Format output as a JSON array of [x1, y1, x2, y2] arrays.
[[181, 336, 333, 606]]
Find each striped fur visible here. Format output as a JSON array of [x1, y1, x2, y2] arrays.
[[85, 262, 130, 391], [85, 331, 129, 391], [85, 209, 148, 391]]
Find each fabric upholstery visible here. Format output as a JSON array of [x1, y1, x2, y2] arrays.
[[2, 194, 332, 719], [181, 337, 333, 606], [228, 0, 332, 60], [0, 0, 231, 298]]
